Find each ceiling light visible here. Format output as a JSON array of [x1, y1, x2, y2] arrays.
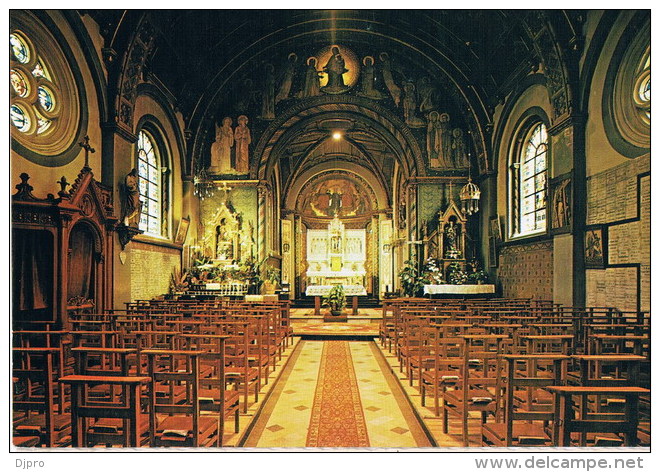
[[332, 132, 342, 140]]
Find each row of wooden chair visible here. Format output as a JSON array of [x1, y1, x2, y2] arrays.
[[12, 299, 294, 448], [379, 297, 650, 447]]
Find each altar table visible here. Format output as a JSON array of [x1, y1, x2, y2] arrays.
[[305, 285, 367, 316]]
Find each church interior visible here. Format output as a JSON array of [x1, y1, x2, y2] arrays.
[[10, 9, 651, 450]]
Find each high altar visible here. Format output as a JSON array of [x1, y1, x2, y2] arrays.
[[306, 215, 366, 286]]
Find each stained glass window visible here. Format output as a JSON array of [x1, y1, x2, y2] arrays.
[[10, 31, 59, 138], [10, 69, 30, 97], [634, 51, 650, 122], [10, 104, 31, 132], [37, 86, 55, 112], [511, 122, 547, 237], [137, 130, 163, 237], [10, 33, 30, 63]]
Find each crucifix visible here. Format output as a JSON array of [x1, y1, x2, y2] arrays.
[[78, 135, 96, 168]]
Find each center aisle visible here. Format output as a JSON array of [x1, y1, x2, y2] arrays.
[[243, 340, 433, 448]]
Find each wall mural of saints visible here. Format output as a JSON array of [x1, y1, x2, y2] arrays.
[[299, 176, 372, 218]]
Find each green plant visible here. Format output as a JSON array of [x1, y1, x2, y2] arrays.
[[322, 284, 346, 314], [467, 269, 488, 284], [169, 267, 189, 293], [264, 266, 281, 284], [446, 262, 467, 285], [399, 260, 424, 297]]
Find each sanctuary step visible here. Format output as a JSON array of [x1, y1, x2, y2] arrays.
[[292, 295, 381, 309]]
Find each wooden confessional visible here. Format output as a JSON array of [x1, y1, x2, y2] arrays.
[[11, 167, 117, 329]]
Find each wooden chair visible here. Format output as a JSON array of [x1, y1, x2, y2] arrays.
[[481, 354, 569, 447], [546, 386, 649, 447], [60, 374, 150, 447], [13, 347, 71, 447]]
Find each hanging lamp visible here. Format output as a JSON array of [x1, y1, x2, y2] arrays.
[[459, 153, 481, 216]]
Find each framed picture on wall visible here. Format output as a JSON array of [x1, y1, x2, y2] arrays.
[[585, 225, 607, 269], [489, 215, 502, 244], [549, 173, 573, 234], [174, 216, 190, 245]]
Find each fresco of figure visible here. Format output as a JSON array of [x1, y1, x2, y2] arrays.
[[234, 115, 251, 174], [210, 117, 234, 174], [358, 56, 384, 99], [403, 81, 426, 128], [417, 76, 438, 114], [379, 52, 401, 106], [321, 46, 350, 94], [275, 53, 298, 104], [451, 128, 469, 168], [427, 111, 451, 168], [299, 57, 322, 98], [261, 63, 276, 120]]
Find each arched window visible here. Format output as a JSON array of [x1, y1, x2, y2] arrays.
[[136, 129, 168, 237], [510, 122, 548, 238]]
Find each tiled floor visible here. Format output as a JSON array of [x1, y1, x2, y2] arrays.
[[244, 340, 432, 448]]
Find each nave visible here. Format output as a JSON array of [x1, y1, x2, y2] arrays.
[[12, 296, 651, 449], [244, 340, 432, 448]]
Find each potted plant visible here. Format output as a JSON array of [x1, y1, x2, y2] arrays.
[[262, 266, 280, 294], [169, 267, 189, 294], [322, 284, 346, 316], [399, 260, 424, 297]]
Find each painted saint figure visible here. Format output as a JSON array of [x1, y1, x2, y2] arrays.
[[275, 53, 298, 104], [234, 115, 251, 174], [210, 117, 234, 174], [380, 52, 401, 106], [402, 81, 426, 128], [261, 63, 276, 120], [427, 111, 450, 168], [299, 57, 322, 98], [358, 56, 384, 99], [451, 128, 469, 167], [321, 46, 349, 94]]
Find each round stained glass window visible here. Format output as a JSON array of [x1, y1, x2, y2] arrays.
[[10, 33, 30, 63], [11, 104, 31, 132], [10, 69, 30, 97]]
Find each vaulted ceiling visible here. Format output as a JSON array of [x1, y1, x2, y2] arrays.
[[88, 9, 585, 183]]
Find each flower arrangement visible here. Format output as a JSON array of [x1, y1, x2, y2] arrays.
[[466, 259, 489, 284], [399, 260, 424, 297]]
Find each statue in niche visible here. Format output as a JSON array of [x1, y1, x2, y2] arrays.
[[233, 115, 251, 174], [443, 219, 461, 259], [358, 56, 384, 99], [417, 76, 439, 114], [402, 81, 426, 128], [215, 218, 237, 261], [379, 52, 401, 106], [451, 128, 469, 167], [321, 46, 350, 94], [299, 57, 322, 98], [427, 111, 450, 168], [261, 63, 276, 120], [275, 53, 298, 104], [121, 168, 142, 227], [210, 117, 234, 174], [398, 196, 407, 229], [330, 235, 342, 253]]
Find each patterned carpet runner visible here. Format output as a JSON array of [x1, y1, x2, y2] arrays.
[[306, 341, 370, 447]]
